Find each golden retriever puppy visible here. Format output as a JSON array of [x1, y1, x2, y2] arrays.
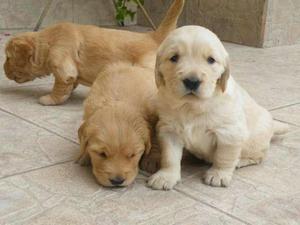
[[77, 62, 157, 187], [147, 26, 289, 190], [3, 0, 185, 106]]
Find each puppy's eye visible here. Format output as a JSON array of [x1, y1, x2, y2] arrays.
[[98, 152, 107, 159], [170, 54, 179, 63], [207, 57, 216, 64]]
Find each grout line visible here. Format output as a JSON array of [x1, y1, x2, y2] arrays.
[[174, 187, 253, 225], [273, 118, 300, 128], [0, 159, 74, 180], [0, 107, 79, 145], [269, 102, 300, 111]]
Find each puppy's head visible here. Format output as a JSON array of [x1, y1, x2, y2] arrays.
[[155, 26, 230, 101], [4, 32, 43, 83], [77, 108, 151, 187]]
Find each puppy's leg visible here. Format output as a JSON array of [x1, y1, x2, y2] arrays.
[[39, 57, 78, 105], [147, 133, 183, 190], [140, 137, 161, 174], [204, 144, 241, 187], [39, 77, 76, 105]]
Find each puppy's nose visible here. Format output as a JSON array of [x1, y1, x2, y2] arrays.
[[110, 177, 125, 186], [183, 77, 201, 91]]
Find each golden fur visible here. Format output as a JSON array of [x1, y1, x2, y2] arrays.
[[77, 63, 158, 187], [3, 0, 185, 105], [147, 26, 289, 190]]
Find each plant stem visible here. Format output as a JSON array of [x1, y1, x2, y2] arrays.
[[135, 0, 156, 30]]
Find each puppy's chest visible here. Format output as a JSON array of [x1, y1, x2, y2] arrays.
[[171, 114, 216, 161]]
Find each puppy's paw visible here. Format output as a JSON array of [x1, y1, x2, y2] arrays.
[[204, 167, 233, 187], [147, 169, 180, 190], [39, 95, 69, 106], [39, 95, 57, 106]]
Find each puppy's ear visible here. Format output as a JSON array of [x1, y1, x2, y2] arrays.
[[11, 38, 35, 57], [144, 136, 152, 155], [10, 37, 36, 66], [76, 121, 91, 166], [155, 54, 165, 88], [218, 57, 230, 92]]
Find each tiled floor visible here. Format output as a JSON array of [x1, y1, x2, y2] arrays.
[[0, 29, 299, 225]]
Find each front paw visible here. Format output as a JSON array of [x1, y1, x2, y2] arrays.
[[39, 95, 69, 106], [147, 169, 180, 190], [204, 167, 233, 187]]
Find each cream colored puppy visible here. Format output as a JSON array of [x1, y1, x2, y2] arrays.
[[148, 26, 289, 189]]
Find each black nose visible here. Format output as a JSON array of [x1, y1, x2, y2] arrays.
[[183, 77, 201, 91], [110, 177, 125, 186]]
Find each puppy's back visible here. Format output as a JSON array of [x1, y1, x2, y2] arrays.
[[84, 63, 156, 120]]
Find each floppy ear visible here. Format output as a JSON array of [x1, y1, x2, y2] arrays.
[[12, 38, 35, 57], [10, 37, 36, 66], [155, 53, 165, 88], [218, 57, 230, 92], [76, 121, 91, 166], [144, 136, 152, 155]]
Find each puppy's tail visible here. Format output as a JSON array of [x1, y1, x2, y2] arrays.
[[271, 120, 289, 142], [152, 0, 185, 43], [273, 120, 290, 135]]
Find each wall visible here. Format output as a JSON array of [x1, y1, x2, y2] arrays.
[[138, 0, 300, 48], [263, 0, 300, 47], [0, 0, 116, 30]]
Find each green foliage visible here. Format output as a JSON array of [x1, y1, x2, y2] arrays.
[[114, 0, 144, 26]]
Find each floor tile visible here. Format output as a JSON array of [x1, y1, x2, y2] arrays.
[[0, 110, 78, 178], [271, 104, 300, 126], [0, 163, 245, 225], [175, 129, 300, 225], [0, 84, 88, 141], [225, 43, 300, 110]]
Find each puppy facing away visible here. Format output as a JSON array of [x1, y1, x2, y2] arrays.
[[3, 0, 185, 106], [77, 62, 158, 187], [147, 26, 289, 190]]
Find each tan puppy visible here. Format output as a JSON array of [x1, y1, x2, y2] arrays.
[[77, 62, 157, 187], [3, 0, 185, 105], [147, 26, 289, 190]]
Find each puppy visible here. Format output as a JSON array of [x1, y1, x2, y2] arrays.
[[147, 26, 289, 190], [77, 62, 157, 187], [3, 0, 185, 105]]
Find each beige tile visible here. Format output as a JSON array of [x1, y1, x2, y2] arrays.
[[0, 110, 78, 178], [175, 129, 300, 225], [271, 104, 300, 126], [0, 163, 245, 225], [0, 84, 88, 141], [224, 43, 300, 109]]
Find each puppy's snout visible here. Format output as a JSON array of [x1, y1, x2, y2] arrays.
[[110, 176, 125, 186], [183, 76, 201, 91]]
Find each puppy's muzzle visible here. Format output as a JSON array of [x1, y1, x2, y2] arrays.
[[110, 176, 125, 186], [183, 77, 201, 91]]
